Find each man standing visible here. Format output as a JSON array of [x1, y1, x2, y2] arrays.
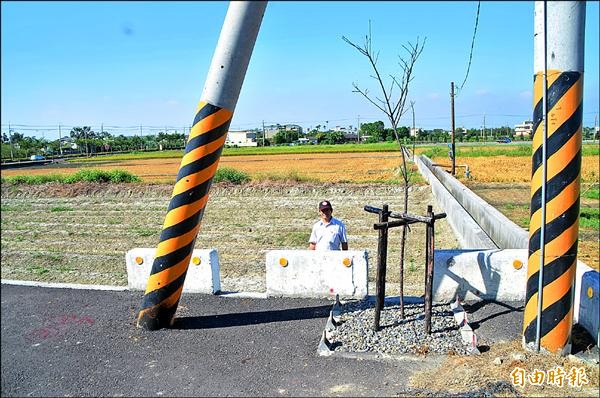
[[308, 200, 348, 251]]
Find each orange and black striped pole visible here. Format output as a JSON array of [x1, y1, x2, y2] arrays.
[[137, 1, 267, 330], [523, 1, 585, 354]]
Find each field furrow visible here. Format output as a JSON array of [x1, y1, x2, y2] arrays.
[[0, 183, 458, 294]]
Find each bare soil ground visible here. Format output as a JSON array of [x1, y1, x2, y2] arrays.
[[0, 181, 458, 294], [1, 152, 410, 184]]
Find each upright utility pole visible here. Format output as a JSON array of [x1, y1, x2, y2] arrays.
[[357, 115, 360, 143], [58, 123, 63, 156], [84, 126, 89, 156], [137, 1, 267, 330], [410, 102, 416, 161], [262, 120, 266, 146], [450, 82, 456, 175], [483, 114, 486, 142], [523, 0, 585, 355], [8, 122, 14, 160]]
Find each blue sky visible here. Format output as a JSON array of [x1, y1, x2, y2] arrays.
[[1, 1, 599, 139]]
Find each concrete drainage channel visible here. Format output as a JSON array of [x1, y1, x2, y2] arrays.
[[414, 153, 599, 348]]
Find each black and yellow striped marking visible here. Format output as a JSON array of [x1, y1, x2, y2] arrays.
[[137, 101, 232, 330], [524, 70, 582, 353]]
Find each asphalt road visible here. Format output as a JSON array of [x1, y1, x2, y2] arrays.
[[1, 284, 454, 397]]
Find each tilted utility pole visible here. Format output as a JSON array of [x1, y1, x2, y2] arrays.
[[137, 1, 267, 330]]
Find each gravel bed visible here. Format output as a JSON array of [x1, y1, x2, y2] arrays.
[[328, 299, 470, 356]]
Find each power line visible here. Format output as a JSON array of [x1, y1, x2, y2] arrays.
[[457, 1, 481, 94]]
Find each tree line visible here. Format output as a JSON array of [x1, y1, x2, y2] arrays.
[[2, 123, 597, 160], [1, 127, 187, 160]]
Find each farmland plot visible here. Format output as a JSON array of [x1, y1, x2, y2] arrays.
[[0, 182, 459, 294]]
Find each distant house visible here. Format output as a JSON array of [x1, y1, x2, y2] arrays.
[[410, 127, 422, 137], [514, 120, 533, 137], [226, 130, 258, 147], [343, 132, 358, 142], [264, 124, 303, 139], [60, 136, 78, 150]]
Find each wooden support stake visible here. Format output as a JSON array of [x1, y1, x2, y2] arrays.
[[373, 204, 389, 331], [424, 205, 435, 334]]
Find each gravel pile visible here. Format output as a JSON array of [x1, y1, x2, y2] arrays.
[[327, 299, 471, 356]]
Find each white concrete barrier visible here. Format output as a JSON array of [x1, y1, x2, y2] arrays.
[[266, 250, 368, 299], [125, 248, 221, 294], [434, 249, 599, 345], [433, 249, 528, 302]]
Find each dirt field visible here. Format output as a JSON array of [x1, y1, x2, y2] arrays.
[[3, 150, 595, 185], [1, 152, 410, 184], [0, 182, 458, 294], [2, 150, 597, 272], [430, 155, 598, 183]]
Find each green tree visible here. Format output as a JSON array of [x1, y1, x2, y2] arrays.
[[320, 131, 345, 145], [273, 130, 298, 145], [360, 121, 385, 142]]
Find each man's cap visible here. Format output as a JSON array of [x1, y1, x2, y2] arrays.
[[319, 200, 332, 210]]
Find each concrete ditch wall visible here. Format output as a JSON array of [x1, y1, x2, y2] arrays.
[[418, 155, 528, 249], [415, 155, 497, 249]]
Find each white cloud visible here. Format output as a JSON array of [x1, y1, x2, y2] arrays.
[[475, 89, 490, 96], [519, 90, 532, 98]]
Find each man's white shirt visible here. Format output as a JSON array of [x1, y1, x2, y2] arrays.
[[309, 217, 348, 251]]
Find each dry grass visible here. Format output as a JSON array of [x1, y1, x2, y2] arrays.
[[431, 155, 598, 183], [0, 183, 458, 293], [410, 339, 599, 397], [1, 152, 410, 184]]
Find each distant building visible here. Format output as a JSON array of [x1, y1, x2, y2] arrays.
[[226, 130, 257, 147], [514, 120, 533, 137], [410, 127, 422, 137], [332, 125, 357, 133], [264, 124, 303, 139], [60, 136, 78, 149]]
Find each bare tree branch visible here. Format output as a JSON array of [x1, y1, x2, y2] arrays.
[[343, 25, 426, 319]]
